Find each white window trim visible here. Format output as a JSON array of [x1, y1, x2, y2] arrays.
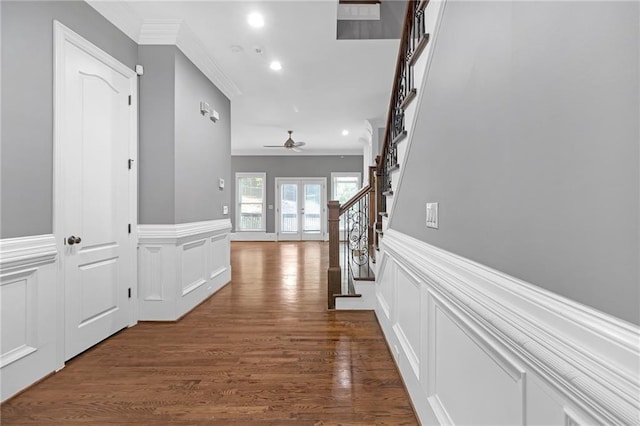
[[330, 172, 362, 201], [235, 172, 267, 232]]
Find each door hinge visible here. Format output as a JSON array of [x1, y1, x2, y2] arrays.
[[128, 223, 132, 234], [128, 95, 132, 105], [128, 159, 134, 169], [128, 288, 132, 298]]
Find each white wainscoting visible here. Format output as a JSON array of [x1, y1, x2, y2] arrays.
[[0, 235, 59, 402], [376, 229, 640, 425], [138, 219, 232, 321]]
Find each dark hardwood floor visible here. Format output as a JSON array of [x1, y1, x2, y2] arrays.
[[1, 241, 417, 425]]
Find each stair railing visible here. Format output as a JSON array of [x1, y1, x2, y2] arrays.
[[377, 0, 430, 217], [327, 165, 376, 309], [328, 0, 431, 309]]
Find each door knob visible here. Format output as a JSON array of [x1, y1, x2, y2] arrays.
[[67, 236, 82, 245]]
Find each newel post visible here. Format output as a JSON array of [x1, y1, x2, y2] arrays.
[[327, 200, 341, 309]]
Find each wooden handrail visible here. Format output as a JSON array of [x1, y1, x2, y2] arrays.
[[338, 184, 372, 215]]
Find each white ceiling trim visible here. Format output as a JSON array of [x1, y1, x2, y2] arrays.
[[137, 19, 242, 98], [86, 2, 241, 99], [174, 23, 242, 98], [138, 19, 182, 44]]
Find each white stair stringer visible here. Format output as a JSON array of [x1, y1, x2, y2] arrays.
[[384, 0, 447, 225]]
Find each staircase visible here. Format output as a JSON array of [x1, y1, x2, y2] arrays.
[[328, 0, 443, 310]]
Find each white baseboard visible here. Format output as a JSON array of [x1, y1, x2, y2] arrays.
[[1, 235, 58, 402], [376, 229, 640, 425], [230, 232, 276, 241], [138, 219, 232, 321]]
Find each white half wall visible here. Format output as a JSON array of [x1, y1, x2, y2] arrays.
[[0, 235, 59, 402], [138, 219, 232, 321], [376, 229, 640, 425]]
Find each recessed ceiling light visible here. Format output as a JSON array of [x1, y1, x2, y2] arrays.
[[248, 12, 264, 28], [342, 130, 349, 136], [269, 61, 282, 71]]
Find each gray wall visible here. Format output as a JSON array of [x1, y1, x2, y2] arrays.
[[391, 1, 639, 324], [138, 46, 231, 225], [174, 49, 231, 223], [138, 46, 176, 224], [1, 1, 137, 238], [231, 156, 363, 233]]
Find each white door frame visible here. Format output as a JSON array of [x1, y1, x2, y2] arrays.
[[53, 21, 138, 368], [275, 177, 327, 241]]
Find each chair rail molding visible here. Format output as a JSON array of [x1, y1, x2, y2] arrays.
[[376, 228, 640, 425], [138, 219, 232, 321], [0, 235, 57, 273], [0, 235, 59, 402]]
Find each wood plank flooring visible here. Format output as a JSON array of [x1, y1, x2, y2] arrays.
[[1, 241, 417, 425]]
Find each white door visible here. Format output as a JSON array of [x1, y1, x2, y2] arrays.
[[276, 178, 326, 241], [55, 23, 137, 360]]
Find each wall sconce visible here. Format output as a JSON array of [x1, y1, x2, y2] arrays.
[[200, 101, 210, 116], [200, 101, 219, 123]]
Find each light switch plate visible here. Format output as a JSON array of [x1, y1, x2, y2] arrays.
[[218, 178, 225, 189], [223, 205, 229, 215], [426, 202, 438, 229]]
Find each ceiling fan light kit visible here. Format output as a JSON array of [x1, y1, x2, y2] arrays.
[[264, 130, 306, 152]]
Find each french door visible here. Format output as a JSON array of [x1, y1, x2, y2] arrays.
[[276, 178, 326, 241]]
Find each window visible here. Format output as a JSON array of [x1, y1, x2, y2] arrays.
[[236, 173, 266, 231], [331, 172, 361, 204]]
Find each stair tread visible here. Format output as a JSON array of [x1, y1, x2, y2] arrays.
[[400, 89, 417, 110], [392, 131, 407, 146], [409, 34, 430, 66]]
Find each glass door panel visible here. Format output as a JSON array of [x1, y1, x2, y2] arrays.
[[302, 183, 322, 235], [280, 183, 298, 235]]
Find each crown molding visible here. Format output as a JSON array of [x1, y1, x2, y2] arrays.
[[84, 4, 241, 99], [173, 23, 242, 99], [138, 19, 182, 44]]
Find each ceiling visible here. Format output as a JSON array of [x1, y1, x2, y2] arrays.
[[88, 0, 400, 156]]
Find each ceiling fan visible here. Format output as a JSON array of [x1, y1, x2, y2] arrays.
[[264, 130, 306, 152]]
